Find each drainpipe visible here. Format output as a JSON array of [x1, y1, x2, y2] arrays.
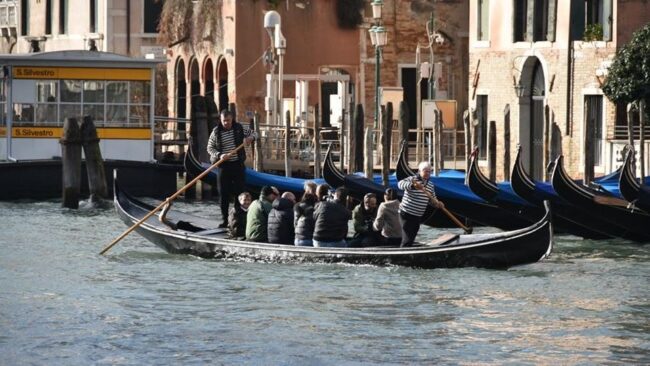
[[126, 0, 131, 55]]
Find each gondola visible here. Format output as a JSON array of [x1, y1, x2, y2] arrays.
[[551, 155, 650, 243], [325, 146, 534, 230], [113, 170, 553, 269], [184, 142, 325, 196], [467, 148, 608, 239], [395, 141, 465, 182], [510, 147, 624, 240], [619, 148, 650, 213], [322, 146, 457, 228]]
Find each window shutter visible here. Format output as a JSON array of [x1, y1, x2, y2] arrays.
[[546, 0, 557, 41], [603, 0, 613, 41], [570, 0, 585, 41], [525, 0, 535, 41]]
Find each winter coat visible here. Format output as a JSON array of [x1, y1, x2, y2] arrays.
[[373, 199, 402, 239], [352, 204, 378, 236], [245, 198, 273, 242], [267, 198, 295, 244], [227, 205, 248, 239], [313, 199, 351, 242], [294, 201, 316, 241]]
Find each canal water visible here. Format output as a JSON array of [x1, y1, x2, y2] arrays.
[[1, 199, 649, 365]]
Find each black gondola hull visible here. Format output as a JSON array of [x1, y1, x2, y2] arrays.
[[114, 171, 553, 269]]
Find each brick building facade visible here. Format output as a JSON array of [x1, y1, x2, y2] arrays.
[[469, 0, 650, 180]]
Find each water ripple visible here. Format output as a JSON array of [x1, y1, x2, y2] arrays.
[[0, 200, 649, 364]]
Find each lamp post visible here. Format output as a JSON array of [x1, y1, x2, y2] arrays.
[[264, 11, 290, 176], [368, 0, 387, 129]]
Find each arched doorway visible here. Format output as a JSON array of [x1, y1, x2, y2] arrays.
[[217, 58, 229, 112], [204, 58, 214, 98], [518, 57, 546, 180], [175, 58, 186, 119]]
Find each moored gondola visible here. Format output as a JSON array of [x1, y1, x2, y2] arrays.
[[395, 141, 465, 182], [510, 147, 617, 240], [619, 147, 650, 213], [551, 155, 650, 242], [325, 146, 534, 230], [322, 146, 457, 228], [113, 170, 553, 269], [468, 148, 606, 239], [184, 139, 325, 196]]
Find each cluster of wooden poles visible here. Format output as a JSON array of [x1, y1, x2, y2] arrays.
[[60, 116, 107, 209]]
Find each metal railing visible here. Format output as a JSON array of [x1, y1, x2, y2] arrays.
[[613, 125, 650, 140]]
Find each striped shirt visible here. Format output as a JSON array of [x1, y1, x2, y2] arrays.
[[207, 123, 255, 163], [219, 129, 238, 162], [397, 175, 437, 217]]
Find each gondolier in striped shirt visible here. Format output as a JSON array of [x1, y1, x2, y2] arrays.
[[397, 161, 444, 246], [207, 109, 256, 228]]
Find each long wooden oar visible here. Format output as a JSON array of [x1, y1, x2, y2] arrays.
[[99, 143, 246, 255], [418, 186, 473, 234]]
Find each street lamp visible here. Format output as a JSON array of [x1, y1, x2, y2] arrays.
[[512, 76, 525, 98], [264, 11, 290, 176], [368, 0, 387, 129]]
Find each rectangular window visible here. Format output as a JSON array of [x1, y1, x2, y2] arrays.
[[585, 95, 603, 166], [476, 95, 488, 160], [477, 0, 489, 41], [59, 0, 67, 34], [20, 0, 28, 36], [144, 0, 163, 34], [513, 0, 555, 42], [0, 81, 6, 127], [585, 0, 612, 41], [35, 80, 58, 124], [513, 0, 527, 42], [45, 0, 52, 35], [533, 0, 548, 41], [89, 0, 97, 33]]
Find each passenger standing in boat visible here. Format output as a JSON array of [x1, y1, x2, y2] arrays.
[[312, 187, 352, 247], [397, 162, 444, 246], [207, 109, 255, 228], [349, 193, 380, 247], [294, 192, 318, 246], [268, 192, 297, 245], [373, 188, 402, 246], [245, 186, 279, 242], [227, 192, 252, 239]]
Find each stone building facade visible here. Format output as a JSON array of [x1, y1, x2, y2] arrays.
[[469, 0, 650, 180], [0, 0, 164, 57]]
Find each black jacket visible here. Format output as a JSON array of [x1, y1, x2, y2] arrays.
[[227, 205, 247, 239], [294, 201, 315, 241], [313, 199, 351, 242], [267, 198, 295, 244]]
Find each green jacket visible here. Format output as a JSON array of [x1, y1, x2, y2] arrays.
[[352, 204, 377, 236], [245, 198, 273, 242]]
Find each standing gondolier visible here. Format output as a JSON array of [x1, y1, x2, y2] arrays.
[[397, 161, 444, 246], [207, 109, 255, 228]]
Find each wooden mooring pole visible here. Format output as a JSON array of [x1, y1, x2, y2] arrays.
[[80, 116, 107, 201], [381, 103, 392, 187], [60, 117, 82, 209], [398, 101, 409, 164]]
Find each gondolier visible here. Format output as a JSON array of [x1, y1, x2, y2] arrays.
[[207, 109, 255, 228], [397, 161, 444, 247]]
